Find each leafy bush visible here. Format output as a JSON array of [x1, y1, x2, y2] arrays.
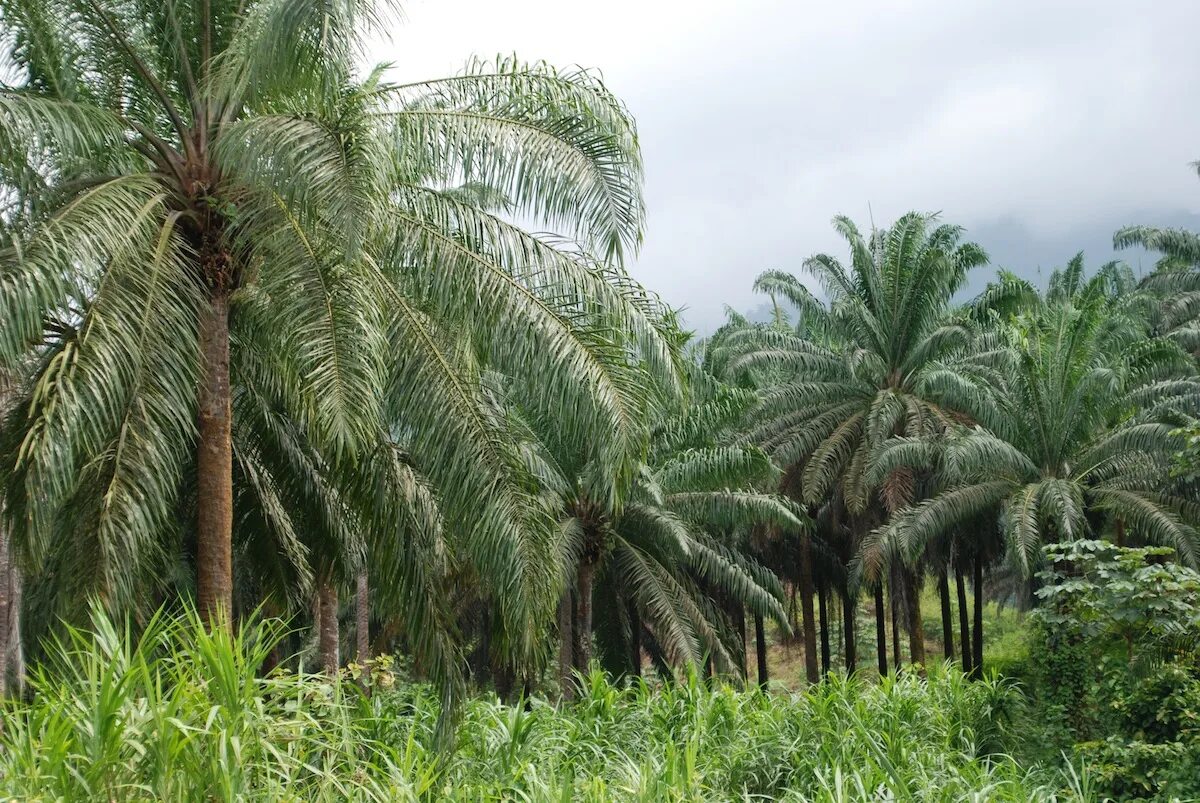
[[1027, 540, 1200, 800]]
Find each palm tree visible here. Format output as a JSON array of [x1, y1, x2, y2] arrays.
[[866, 261, 1200, 618], [0, 0, 665, 658], [726, 213, 991, 673], [1114, 225, 1200, 355]]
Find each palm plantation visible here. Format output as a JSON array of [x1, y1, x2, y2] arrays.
[[1, 0, 1200, 797]]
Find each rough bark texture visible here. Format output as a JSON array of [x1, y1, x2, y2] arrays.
[[196, 289, 233, 627], [573, 561, 595, 673], [972, 552, 984, 678], [754, 613, 768, 687], [557, 592, 575, 699], [938, 570, 954, 662], [6, 565, 20, 697], [318, 578, 339, 675], [355, 571, 369, 664], [874, 584, 888, 676], [956, 566, 973, 674], [797, 534, 820, 684], [842, 590, 857, 673]]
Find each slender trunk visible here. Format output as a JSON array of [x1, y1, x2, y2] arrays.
[[754, 613, 769, 688], [735, 606, 747, 680], [904, 567, 926, 672], [557, 591, 575, 699], [1115, 517, 1126, 548], [842, 590, 857, 674], [874, 584, 888, 676], [628, 601, 642, 678], [355, 570, 369, 665], [956, 565, 973, 674], [972, 551, 984, 678], [938, 570, 954, 663], [817, 582, 830, 675], [573, 562, 595, 673], [318, 577, 339, 676], [0, 520, 9, 698], [889, 578, 902, 669], [798, 534, 820, 684], [260, 597, 283, 676], [7, 566, 20, 698], [197, 289, 233, 627]]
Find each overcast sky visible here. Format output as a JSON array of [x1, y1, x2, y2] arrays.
[[369, 0, 1200, 332]]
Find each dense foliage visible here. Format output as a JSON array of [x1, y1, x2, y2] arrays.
[[1, 0, 1200, 797], [0, 608, 1093, 802]]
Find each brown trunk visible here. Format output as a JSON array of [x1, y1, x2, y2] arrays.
[[971, 551, 984, 678], [798, 533, 820, 684], [573, 561, 595, 673], [355, 570, 369, 664], [956, 565, 973, 674], [754, 613, 769, 688], [557, 591, 575, 699], [318, 577, 339, 675], [938, 570, 954, 663], [734, 606, 747, 680], [904, 567, 926, 672], [842, 590, 857, 673], [874, 584, 888, 676], [817, 582, 830, 675], [1115, 517, 1126, 547], [197, 289, 233, 627]]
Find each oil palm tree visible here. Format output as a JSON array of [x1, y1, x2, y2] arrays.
[[866, 266, 1200, 596], [725, 213, 991, 672], [0, 0, 667, 656]]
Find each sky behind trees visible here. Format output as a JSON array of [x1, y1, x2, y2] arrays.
[[371, 0, 1200, 331]]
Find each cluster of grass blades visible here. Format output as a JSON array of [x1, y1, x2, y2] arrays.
[[0, 607, 1094, 801]]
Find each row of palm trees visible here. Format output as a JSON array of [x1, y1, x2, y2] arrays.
[[0, 0, 800, 700], [0, 0, 1197, 703], [710, 211, 1200, 683]]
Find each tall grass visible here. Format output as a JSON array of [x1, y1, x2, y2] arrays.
[[0, 608, 1090, 801]]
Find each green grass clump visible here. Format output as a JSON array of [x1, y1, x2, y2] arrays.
[[0, 608, 1091, 801]]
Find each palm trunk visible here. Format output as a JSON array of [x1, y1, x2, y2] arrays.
[[0, 518, 9, 698], [573, 561, 595, 673], [842, 590, 857, 673], [938, 570, 954, 663], [197, 289, 233, 627], [355, 570, 369, 664], [956, 565, 973, 674], [817, 582, 830, 676], [874, 584, 888, 676], [557, 591, 575, 699], [754, 613, 769, 688], [628, 601, 642, 678], [798, 533, 820, 684], [889, 577, 902, 669], [972, 551, 984, 678], [904, 567, 926, 672], [735, 606, 747, 679], [7, 565, 21, 697], [318, 577, 339, 675]]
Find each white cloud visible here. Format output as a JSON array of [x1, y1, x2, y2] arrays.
[[368, 0, 1200, 330]]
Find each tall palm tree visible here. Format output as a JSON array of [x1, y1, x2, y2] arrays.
[[866, 262, 1200, 598], [0, 0, 666, 655], [727, 213, 991, 672]]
